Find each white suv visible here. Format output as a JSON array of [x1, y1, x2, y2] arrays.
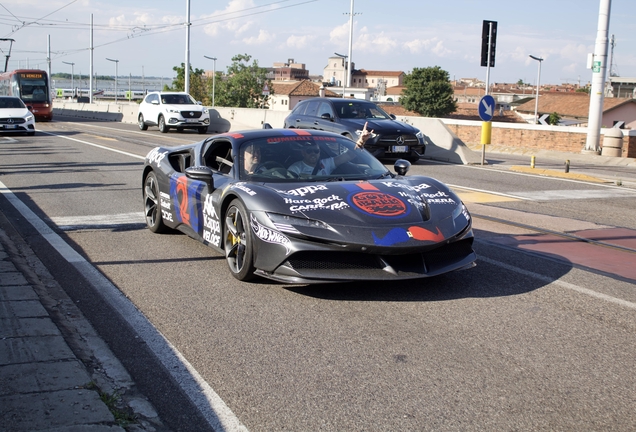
[[138, 91, 209, 134]]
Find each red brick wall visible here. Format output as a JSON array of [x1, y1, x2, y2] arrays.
[[446, 124, 636, 158]]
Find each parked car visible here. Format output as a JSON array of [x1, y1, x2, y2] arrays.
[[0, 96, 36, 136], [141, 128, 475, 284], [283, 98, 426, 162], [138, 91, 209, 134]]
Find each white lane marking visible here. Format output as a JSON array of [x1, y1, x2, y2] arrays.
[[53, 121, 200, 143], [507, 189, 636, 200], [39, 130, 146, 160], [479, 255, 636, 310], [448, 184, 532, 201], [1, 137, 19, 143], [51, 212, 145, 230], [0, 180, 248, 432]]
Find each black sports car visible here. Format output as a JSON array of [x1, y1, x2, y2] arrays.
[[142, 128, 475, 284]]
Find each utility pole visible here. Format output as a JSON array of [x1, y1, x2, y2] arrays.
[[89, 14, 94, 103], [584, 0, 611, 154], [184, 0, 191, 94]]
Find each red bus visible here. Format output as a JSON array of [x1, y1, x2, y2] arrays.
[[0, 69, 52, 121]]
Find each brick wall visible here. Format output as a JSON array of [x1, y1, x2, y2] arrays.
[[443, 122, 636, 158]]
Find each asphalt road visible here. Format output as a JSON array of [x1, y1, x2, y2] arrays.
[[1, 119, 635, 431]]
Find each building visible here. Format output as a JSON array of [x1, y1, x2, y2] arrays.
[[608, 77, 636, 99], [515, 92, 636, 128], [268, 80, 339, 111], [266, 59, 309, 81], [349, 70, 404, 90], [323, 56, 354, 88]]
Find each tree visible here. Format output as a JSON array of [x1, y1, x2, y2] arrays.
[[401, 66, 457, 117], [214, 54, 272, 108], [165, 63, 210, 104], [547, 112, 561, 125]]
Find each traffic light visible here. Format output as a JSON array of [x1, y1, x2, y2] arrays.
[[481, 20, 497, 67]]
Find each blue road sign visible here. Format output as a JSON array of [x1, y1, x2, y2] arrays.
[[478, 95, 496, 122]]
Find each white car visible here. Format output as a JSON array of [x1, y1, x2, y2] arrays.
[[138, 91, 209, 134], [0, 96, 36, 136]]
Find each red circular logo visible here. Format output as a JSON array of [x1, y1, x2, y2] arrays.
[[350, 192, 407, 217]]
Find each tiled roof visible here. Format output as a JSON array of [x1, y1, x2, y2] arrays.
[[515, 92, 635, 118], [379, 102, 525, 123], [270, 80, 339, 97], [386, 86, 405, 95], [355, 70, 404, 77]]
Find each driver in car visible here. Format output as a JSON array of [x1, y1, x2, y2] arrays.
[[288, 122, 373, 176], [243, 143, 261, 175]]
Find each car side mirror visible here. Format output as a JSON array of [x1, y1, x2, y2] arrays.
[[394, 159, 411, 176], [185, 166, 215, 192], [151, 100, 159, 105], [389, 114, 396, 120], [26, 105, 34, 112], [197, 101, 202, 105], [262, 122, 273, 129], [320, 113, 332, 120]]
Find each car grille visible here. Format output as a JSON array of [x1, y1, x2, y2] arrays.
[[377, 133, 419, 146], [284, 239, 474, 280], [0, 118, 26, 124], [180, 111, 202, 119]]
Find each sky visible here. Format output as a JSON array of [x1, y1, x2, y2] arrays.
[[1, 0, 635, 87]]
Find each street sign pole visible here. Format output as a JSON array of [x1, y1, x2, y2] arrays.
[[480, 20, 497, 165]]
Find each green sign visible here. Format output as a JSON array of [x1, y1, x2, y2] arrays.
[[593, 61, 601, 73]]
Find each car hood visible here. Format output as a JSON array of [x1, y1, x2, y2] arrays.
[[163, 104, 206, 112], [242, 178, 469, 247], [340, 118, 420, 134], [1, 108, 30, 118]]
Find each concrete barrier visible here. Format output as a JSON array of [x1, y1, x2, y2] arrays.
[[51, 102, 483, 164]]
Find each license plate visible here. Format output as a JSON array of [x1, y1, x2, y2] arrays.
[[390, 145, 408, 153], [2, 124, 17, 129], [185, 118, 198, 123]]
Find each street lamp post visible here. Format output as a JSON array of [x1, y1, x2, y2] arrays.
[[204, 55, 217, 107], [62, 61, 75, 98], [106, 58, 119, 103], [529, 55, 543, 124], [334, 52, 348, 98]]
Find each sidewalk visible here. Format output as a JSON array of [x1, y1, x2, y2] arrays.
[[0, 220, 166, 431], [467, 143, 636, 188]]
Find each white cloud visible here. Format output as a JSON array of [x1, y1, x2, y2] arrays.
[[286, 34, 316, 49], [202, 0, 257, 37], [242, 29, 275, 46], [329, 22, 349, 45]]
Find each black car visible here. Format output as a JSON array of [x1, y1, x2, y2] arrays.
[[283, 98, 425, 162], [142, 128, 475, 284]]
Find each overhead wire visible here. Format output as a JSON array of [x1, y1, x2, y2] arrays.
[[4, 0, 320, 63]]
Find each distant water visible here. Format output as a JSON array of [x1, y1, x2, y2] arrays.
[[51, 76, 175, 92]]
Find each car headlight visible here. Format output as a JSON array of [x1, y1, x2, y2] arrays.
[[167, 108, 180, 113], [266, 212, 335, 234], [25, 114, 34, 122], [202, 108, 209, 114], [415, 130, 425, 144], [452, 202, 470, 223]]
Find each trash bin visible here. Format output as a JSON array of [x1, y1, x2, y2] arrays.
[[601, 128, 624, 157]]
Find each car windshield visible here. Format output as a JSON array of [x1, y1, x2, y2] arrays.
[[161, 94, 195, 105], [239, 135, 391, 183], [0, 97, 25, 109], [332, 101, 392, 120]]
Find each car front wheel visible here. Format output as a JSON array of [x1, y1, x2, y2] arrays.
[[138, 114, 148, 130], [158, 115, 168, 133], [143, 172, 166, 233], [224, 199, 255, 281]]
